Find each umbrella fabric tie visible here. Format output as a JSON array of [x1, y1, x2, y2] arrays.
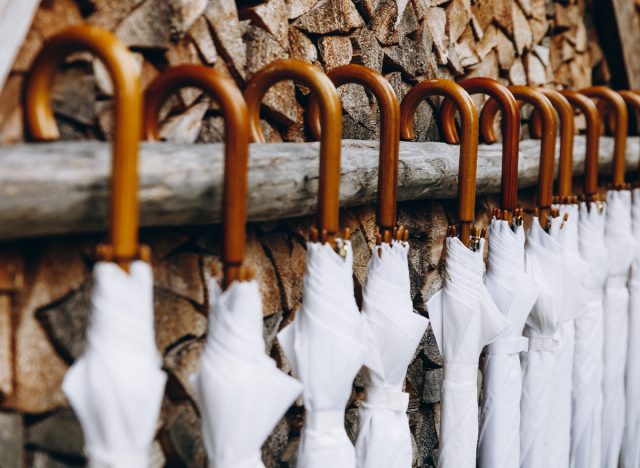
[[361, 387, 409, 412], [527, 335, 559, 351], [300, 409, 354, 468], [208, 453, 264, 468], [443, 362, 478, 382], [485, 336, 528, 355]]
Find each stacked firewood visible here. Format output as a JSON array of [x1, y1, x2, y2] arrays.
[[0, 0, 606, 146]]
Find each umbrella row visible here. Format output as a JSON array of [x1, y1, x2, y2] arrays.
[[20, 23, 640, 468]]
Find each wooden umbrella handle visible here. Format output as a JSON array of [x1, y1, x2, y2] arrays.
[[400, 79, 478, 246], [243, 59, 342, 242], [306, 64, 400, 242], [559, 90, 601, 200], [527, 89, 574, 200], [24, 24, 141, 271], [580, 86, 628, 189], [144, 65, 250, 288], [480, 86, 557, 225], [439, 77, 520, 212]]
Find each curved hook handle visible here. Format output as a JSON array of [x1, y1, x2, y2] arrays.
[[439, 77, 520, 212], [243, 59, 342, 241], [24, 24, 141, 270], [580, 86, 628, 189], [480, 86, 557, 224], [400, 79, 479, 246], [144, 65, 250, 288], [559, 90, 601, 200], [307, 64, 400, 242], [527, 89, 574, 199]]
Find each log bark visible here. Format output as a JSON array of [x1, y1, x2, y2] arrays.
[[0, 136, 633, 240]]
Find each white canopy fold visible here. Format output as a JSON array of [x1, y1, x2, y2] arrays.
[[478, 218, 538, 468], [427, 236, 509, 468], [190, 279, 303, 468], [621, 188, 640, 468], [355, 241, 429, 468], [571, 201, 608, 468], [278, 240, 374, 468], [520, 217, 586, 468], [548, 204, 589, 468], [62, 261, 166, 468], [602, 189, 635, 468]]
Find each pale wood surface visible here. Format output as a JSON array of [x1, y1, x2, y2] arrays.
[[0, 136, 634, 240]]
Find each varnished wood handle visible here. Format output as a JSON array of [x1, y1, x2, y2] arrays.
[[144, 65, 250, 288], [439, 77, 520, 212], [306, 64, 400, 242], [580, 86, 628, 189], [24, 24, 141, 271], [480, 86, 557, 225], [243, 59, 342, 240], [559, 90, 601, 200], [400, 79, 478, 246]]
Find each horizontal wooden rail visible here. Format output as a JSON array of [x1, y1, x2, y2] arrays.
[[0, 136, 634, 240]]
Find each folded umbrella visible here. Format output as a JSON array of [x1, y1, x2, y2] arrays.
[[24, 25, 168, 467], [572, 201, 608, 468], [278, 240, 373, 468], [428, 236, 510, 468], [547, 203, 589, 468], [192, 279, 303, 468], [520, 216, 587, 468], [355, 239, 429, 468], [479, 215, 538, 468], [64, 262, 167, 467]]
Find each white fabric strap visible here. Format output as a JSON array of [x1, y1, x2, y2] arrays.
[[306, 410, 345, 434], [608, 274, 628, 289], [361, 387, 409, 412], [528, 335, 559, 351], [486, 336, 529, 355], [88, 449, 149, 468], [443, 363, 477, 383]]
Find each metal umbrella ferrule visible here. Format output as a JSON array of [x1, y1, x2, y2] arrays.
[[439, 77, 520, 216], [24, 24, 143, 271], [480, 86, 557, 228], [243, 59, 343, 247], [560, 90, 602, 203], [143, 64, 251, 289], [580, 86, 628, 189], [307, 64, 401, 245], [400, 79, 479, 247]]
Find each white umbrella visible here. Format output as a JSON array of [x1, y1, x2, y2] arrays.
[[571, 200, 608, 468], [355, 239, 429, 468], [190, 278, 303, 468], [601, 189, 635, 468], [547, 203, 589, 467], [427, 235, 510, 468], [621, 187, 640, 468], [478, 215, 538, 468], [278, 240, 375, 468], [520, 216, 587, 468], [63, 261, 167, 467]]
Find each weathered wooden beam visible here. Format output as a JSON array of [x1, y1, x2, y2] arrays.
[[0, 136, 635, 240]]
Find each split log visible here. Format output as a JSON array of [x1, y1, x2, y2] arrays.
[[0, 136, 635, 240]]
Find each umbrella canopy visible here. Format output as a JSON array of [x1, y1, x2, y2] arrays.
[[601, 189, 635, 468], [63, 262, 167, 467], [572, 200, 607, 468], [520, 216, 587, 468], [622, 187, 640, 468], [191, 279, 303, 468], [479, 216, 538, 468], [355, 240, 429, 468], [427, 236, 509, 468], [279, 240, 373, 468], [547, 203, 589, 467]]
